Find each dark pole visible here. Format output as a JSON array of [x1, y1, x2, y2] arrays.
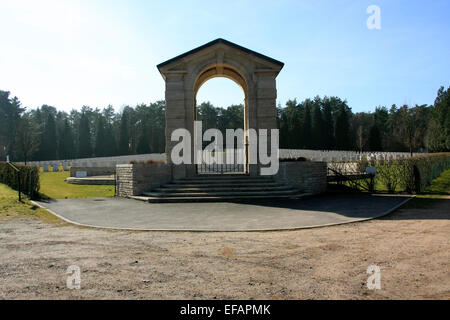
[[18, 169, 21, 202]]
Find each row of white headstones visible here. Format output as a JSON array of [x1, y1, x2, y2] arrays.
[[17, 150, 421, 170], [279, 149, 421, 162], [18, 153, 168, 171]]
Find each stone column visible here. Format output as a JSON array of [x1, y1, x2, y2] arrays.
[[255, 71, 278, 176], [164, 72, 187, 179]]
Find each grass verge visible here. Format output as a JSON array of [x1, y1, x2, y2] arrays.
[[0, 184, 68, 225], [40, 171, 114, 199], [402, 169, 450, 209]]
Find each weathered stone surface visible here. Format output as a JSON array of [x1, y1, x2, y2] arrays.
[[274, 161, 327, 194], [116, 164, 172, 197], [158, 38, 283, 177]]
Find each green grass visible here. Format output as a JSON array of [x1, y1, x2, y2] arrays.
[[421, 169, 450, 195], [0, 171, 114, 224], [1, 169, 448, 225], [0, 184, 67, 224], [402, 169, 450, 209], [39, 171, 115, 199], [334, 168, 450, 194]]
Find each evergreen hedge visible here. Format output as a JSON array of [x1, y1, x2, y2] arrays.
[[375, 153, 450, 193], [0, 162, 40, 199]]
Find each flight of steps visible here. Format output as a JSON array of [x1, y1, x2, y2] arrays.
[[136, 175, 310, 203]]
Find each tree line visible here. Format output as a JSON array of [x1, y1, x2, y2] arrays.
[[0, 86, 449, 163], [279, 87, 449, 154]]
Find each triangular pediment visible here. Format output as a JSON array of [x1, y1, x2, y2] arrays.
[[157, 38, 284, 73]]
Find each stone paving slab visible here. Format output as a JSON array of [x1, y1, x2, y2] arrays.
[[33, 194, 413, 232]]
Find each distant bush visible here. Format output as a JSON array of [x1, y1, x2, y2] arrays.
[[376, 159, 403, 193], [0, 162, 40, 199], [129, 160, 166, 165]]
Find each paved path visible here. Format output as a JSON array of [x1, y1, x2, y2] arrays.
[[34, 194, 413, 232]]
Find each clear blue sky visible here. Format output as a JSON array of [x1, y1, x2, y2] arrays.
[[0, 0, 449, 113]]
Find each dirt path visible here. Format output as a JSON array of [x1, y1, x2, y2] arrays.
[[0, 197, 449, 299]]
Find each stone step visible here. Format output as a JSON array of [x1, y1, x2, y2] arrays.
[[134, 193, 313, 203], [172, 179, 276, 185], [143, 189, 300, 198], [183, 174, 267, 179], [162, 182, 284, 189], [152, 185, 292, 193]]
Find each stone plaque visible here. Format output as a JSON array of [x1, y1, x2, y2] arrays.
[[76, 171, 88, 178]]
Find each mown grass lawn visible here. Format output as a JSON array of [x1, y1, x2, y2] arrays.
[[421, 169, 450, 195], [0, 184, 67, 224], [39, 171, 115, 199]]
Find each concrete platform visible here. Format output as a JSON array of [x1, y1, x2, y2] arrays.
[[33, 193, 413, 232]]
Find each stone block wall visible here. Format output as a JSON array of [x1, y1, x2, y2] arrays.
[[274, 161, 327, 194], [116, 164, 172, 197]]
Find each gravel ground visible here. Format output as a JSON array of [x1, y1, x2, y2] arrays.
[[0, 197, 449, 300]]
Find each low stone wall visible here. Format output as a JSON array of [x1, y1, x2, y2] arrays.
[[116, 164, 172, 197], [70, 167, 115, 177], [274, 161, 327, 194]]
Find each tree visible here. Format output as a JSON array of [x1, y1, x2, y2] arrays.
[[41, 112, 57, 160], [103, 124, 117, 156], [426, 86, 450, 152], [368, 125, 382, 151], [302, 102, 312, 149], [397, 104, 430, 155], [136, 122, 151, 154], [335, 104, 351, 150], [197, 102, 219, 131], [322, 99, 335, 149], [0, 91, 25, 160], [59, 119, 75, 159], [94, 116, 108, 157], [16, 113, 40, 164], [78, 113, 92, 158], [311, 102, 324, 149], [356, 125, 364, 152], [118, 111, 130, 155]]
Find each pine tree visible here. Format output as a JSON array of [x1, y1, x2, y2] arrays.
[[59, 119, 75, 159], [42, 113, 57, 160], [302, 102, 312, 149], [322, 101, 335, 149], [94, 116, 107, 157], [78, 113, 92, 158], [426, 86, 450, 151], [368, 125, 382, 151], [103, 124, 117, 156], [312, 103, 324, 149], [136, 122, 151, 154], [118, 112, 130, 155], [335, 105, 350, 150]]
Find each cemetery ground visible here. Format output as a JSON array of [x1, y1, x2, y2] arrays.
[[0, 171, 449, 299], [39, 171, 114, 199]]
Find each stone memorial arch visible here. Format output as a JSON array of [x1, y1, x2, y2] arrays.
[[157, 38, 284, 178]]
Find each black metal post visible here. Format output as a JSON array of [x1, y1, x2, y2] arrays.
[[18, 169, 21, 202]]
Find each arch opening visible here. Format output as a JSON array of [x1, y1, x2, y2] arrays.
[[194, 66, 249, 174]]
